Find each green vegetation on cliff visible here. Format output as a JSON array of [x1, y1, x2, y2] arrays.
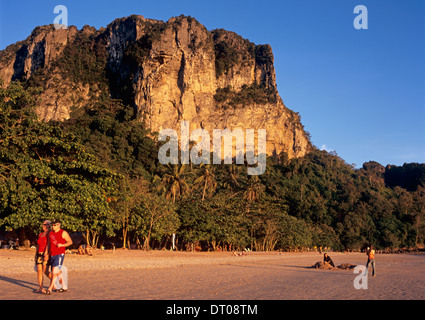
[[214, 83, 277, 108]]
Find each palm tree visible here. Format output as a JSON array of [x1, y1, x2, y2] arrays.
[[157, 164, 191, 203], [193, 164, 217, 201], [222, 164, 243, 192], [243, 175, 265, 203]]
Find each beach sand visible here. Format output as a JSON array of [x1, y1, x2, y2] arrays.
[[0, 249, 424, 300]]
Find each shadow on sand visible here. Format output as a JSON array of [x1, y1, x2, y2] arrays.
[[220, 263, 355, 276], [0, 275, 38, 291]]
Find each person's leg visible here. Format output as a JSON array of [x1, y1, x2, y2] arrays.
[[42, 263, 51, 285], [47, 254, 61, 293], [44, 264, 51, 279], [365, 259, 370, 276], [47, 266, 59, 294], [57, 267, 68, 290], [371, 259, 376, 277], [51, 254, 68, 292], [36, 264, 44, 292]]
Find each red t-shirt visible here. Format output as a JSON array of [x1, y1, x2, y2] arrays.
[[49, 229, 66, 256], [37, 232, 48, 253]]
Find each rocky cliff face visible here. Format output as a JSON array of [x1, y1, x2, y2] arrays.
[[0, 15, 311, 159]]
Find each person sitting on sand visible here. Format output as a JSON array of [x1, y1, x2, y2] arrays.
[[78, 244, 93, 256], [323, 253, 335, 268], [85, 245, 93, 256], [78, 244, 85, 255]]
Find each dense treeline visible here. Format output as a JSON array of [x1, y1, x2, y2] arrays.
[[1, 82, 424, 251]]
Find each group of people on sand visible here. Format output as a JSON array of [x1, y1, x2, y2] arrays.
[[323, 245, 376, 277], [34, 219, 73, 294], [34, 218, 378, 294]]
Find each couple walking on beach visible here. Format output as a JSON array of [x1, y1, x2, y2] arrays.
[[35, 219, 73, 294]]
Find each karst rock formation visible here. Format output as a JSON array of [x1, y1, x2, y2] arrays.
[[0, 15, 312, 159]]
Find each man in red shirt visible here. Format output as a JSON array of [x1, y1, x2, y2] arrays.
[[46, 219, 73, 294]]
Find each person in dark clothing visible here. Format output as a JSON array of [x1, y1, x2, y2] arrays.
[[323, 253, 335, 267]]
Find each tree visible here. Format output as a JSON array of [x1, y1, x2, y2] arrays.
[[193, 164, 217, 201], [221, 164, 243, 192], [156, 164, 191, 203], [0, 81, 119, 242], [131, 192, 179, 250], [278, 214, 313, 250], [177, 194, 249, 251], [243, 175, 265, 203], [63, 98, 158, 178], [412, 187, 425, 246], [110, 176, 148, 249]]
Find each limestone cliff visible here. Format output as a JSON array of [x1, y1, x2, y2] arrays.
[[0, 15, 311, 159]]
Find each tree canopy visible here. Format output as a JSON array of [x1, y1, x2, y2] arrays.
[[1, 81, 424, 251]]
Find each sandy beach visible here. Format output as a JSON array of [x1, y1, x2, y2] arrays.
[[0, 249, 424, 300]]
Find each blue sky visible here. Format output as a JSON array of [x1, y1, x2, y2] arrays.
[[1, 0, 424, 167]]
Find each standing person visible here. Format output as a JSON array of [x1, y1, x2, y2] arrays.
[[34, 220, 51, 294], [366, 245, 376, 277], [46, 219, 73, 294]]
